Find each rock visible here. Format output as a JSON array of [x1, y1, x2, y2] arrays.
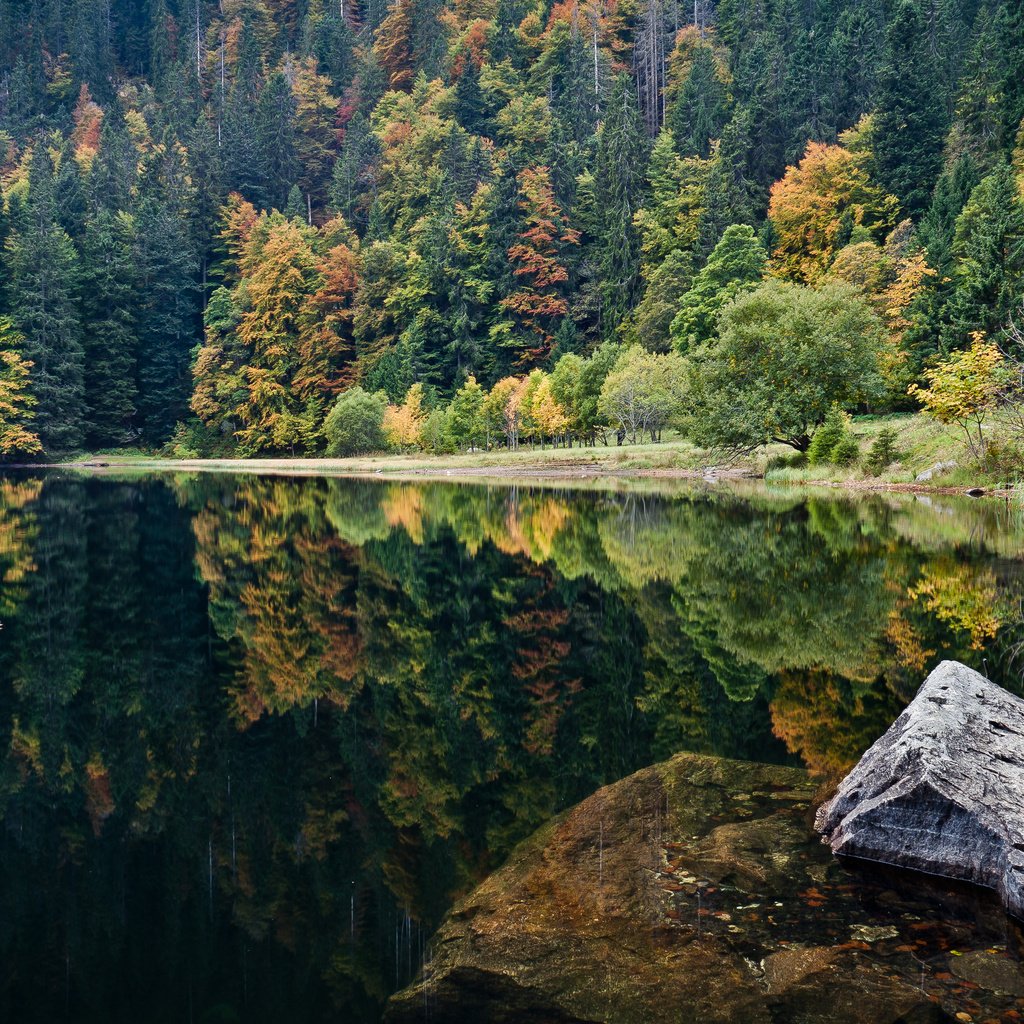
[[385, 754, 950, 1024], [761, 946, 837, 994], [915, 460, 957, 482], [950, 950, 1024, 996], [816, 660, 1024, 919], [850, 924, 900, 943]]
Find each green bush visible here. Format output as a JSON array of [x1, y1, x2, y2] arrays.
[[323, 387, 388, 456], [831, 434, 860, 466], [765, 450, 808, 472], [865, 428, 900, 475], [807, 406, 851, 466]]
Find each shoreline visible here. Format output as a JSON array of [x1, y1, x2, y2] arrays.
[[5, 452, 1010, 499]]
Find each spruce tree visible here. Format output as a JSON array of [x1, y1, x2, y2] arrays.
[[593, 75, 648, 339], [944, 162, 1024, 350], [135, 198, 199, 443], [669, 46, 728, 160], [6, 144, 85, 453], [79, 210, 139, 447], [873, 0, 950, 219]]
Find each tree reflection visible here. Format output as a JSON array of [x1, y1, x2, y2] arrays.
[[0, 474, 1021, 1022]]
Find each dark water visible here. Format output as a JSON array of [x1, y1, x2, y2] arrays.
[[1, 472, 1024, 1023]]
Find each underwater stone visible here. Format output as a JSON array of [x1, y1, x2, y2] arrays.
[[816, 660, 1024, 919]]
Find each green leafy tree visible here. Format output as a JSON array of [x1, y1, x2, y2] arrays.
[[323, 386, 388, 456], [449, 374, 486, 449], [686, 280, 886, 452], [598, 347, 685, 444], [671, 224, 766, 351]]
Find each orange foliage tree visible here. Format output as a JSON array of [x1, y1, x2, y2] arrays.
[[495, 166, 579, 367], [768, 122, 897, 283]]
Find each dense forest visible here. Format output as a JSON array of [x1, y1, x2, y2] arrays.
[[0, 0, 1022, 456]]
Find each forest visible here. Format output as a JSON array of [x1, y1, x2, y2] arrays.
[[0, 0, 1022, 458]]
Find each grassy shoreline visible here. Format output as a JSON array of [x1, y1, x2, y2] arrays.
[[17, 412, 1016, 497]]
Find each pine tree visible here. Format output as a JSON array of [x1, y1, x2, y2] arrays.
[[256, 70, 298, 211], [671, 223, 766, 350], [79, 210, 139, 447], [6, 144, 85, 453], [593, 75, 648, 338], [873, 0, 950, 219], [135, 198, 199, 443], [944, 162, 1024, 350], [669, 46, 728, 159]]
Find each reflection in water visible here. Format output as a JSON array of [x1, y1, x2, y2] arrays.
[[1, 473, 1023, 1021]]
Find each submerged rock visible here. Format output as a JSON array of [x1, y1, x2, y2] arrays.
[[385, 754, 966, 1024], [816, 660, 1024, 919]]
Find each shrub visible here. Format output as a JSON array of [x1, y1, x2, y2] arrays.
[[323, 387, 388, 456], [865, 428, 900, 475], [831, 434, 860, 466], [807, 406, 852, 465]]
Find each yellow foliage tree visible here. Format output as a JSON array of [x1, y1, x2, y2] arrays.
[[383, 382, 428, 450], [768, 121, 897, 283], [907, 334, 1005, 459], [0, 318, 42, 458]]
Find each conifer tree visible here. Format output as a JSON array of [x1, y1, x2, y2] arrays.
[[669, 46, 728, 159], [873, 0, 950, 219], [135, 198, 199, 443], [593, 75, 647, 338], [671, 223, 766, 351], [6, 144, 85, 452], [944, 162, 1024, 350], [79, 210, 140, 447]]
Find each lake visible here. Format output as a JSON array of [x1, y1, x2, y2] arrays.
[[2, 472, 1023, 1022]]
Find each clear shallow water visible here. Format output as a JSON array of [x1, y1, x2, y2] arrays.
[[1, 472, 1023, 1022]]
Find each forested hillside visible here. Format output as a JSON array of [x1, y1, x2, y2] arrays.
[[0, 0, 1022, 457]]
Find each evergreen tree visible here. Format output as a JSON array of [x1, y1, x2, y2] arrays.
[[944, 162, 1024, 350], [873, 0, 951, 219], [671, 224, 767, 351], [593, 75, 647, 339], [256, 70, 299, 211], [79, 210, 139, 447], [6, 144, 85, 452], [669, 46, 728, 160], [135, 199, 198, 443]]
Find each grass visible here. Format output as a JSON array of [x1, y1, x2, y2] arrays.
[[761, 412, 1017, 491]]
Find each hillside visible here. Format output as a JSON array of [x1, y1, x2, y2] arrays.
[[0, 0, 1022, 461]]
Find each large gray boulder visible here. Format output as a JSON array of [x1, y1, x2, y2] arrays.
[[816, 660, 1024, 918]]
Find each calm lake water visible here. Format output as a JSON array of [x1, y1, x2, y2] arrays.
[[2, 472, 1024, 1022]]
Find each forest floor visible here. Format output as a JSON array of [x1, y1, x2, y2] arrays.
[[54, 413, 1019, 497]]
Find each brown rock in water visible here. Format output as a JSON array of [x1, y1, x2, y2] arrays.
[[816, 660, 1024, 919], [385, 754, 949, 1024]]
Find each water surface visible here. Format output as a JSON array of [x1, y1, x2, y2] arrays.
[[1, 473, 1023, 1022]]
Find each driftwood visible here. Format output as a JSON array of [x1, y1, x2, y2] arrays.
[[816, 660, 1024, 918]]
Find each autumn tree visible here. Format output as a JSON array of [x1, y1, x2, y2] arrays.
[[495, 166, 578, 369], [768, 124, 897, 284], [0, 317, 42, 457], [908, 334, 1005, 459]]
